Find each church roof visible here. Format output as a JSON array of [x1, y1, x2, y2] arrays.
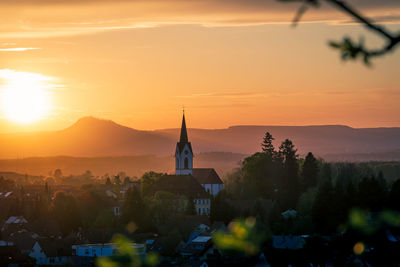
[[180, 113, 188, 143], [176, 113, 193, 153], [193, 168, 223, 185], [149, 174, 209, 198]]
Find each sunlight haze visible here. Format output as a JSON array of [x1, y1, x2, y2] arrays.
[[0, 0, 399, 132]]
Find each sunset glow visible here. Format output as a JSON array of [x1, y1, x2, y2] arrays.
[[0, 69, 53, 124], [0, 0, 399, 132]]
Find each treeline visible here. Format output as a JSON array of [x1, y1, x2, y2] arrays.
[[216, 132, 400, 235]]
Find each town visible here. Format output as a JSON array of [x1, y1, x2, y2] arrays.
[[0, 114, 399, 266]]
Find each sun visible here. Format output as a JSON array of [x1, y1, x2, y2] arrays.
[[0, 69, 53, 124]]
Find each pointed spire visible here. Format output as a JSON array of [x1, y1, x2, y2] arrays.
[[180, 112, 188, 143]]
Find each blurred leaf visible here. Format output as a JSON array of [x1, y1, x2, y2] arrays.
[[96, 234, 159, 267], [213, 217, 265, 256]]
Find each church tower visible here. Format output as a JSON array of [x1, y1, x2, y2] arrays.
[[175, 112, 193, 175]]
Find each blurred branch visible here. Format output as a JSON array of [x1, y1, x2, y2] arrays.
[[279, 0, 400, 65]]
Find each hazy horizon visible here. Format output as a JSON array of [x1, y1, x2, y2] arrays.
[[1, 115, 400, 134], [1, 1, 400, 133]]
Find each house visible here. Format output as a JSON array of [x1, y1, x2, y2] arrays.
[[0, 191, 13, 199], [72, 243, 146, 257], [28, 219, 62, 239], [149, 174, 211, 215], [180, 234, 215, 259], [192, 168, 224, 196], [1, 221, 30, 240], [1, 216, 28, 232], [6, 231, 38, 255], [281, 209, 297, 219], [29, 240, 70, 265]]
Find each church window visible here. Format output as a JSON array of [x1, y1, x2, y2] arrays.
[[184, 158, 189, 169]]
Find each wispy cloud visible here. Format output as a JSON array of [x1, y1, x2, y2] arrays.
[[0, 0, 399, 38], [176, 92, 270, 99], [0, 47, 40, 52]]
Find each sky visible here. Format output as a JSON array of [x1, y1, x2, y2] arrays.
[[0, 0, 400, 133]]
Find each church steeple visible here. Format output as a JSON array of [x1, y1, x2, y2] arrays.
[[175, 111, 193, 175], [180, 113, 188, 143]]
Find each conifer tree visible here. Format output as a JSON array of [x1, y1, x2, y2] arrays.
[[302, 152, 319, 190], [261, 132, 275, 155], [278, 139, 300, 209]]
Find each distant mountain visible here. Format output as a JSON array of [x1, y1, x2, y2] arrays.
[[0, 117, 399, 161], [0, 117, 175, 158]]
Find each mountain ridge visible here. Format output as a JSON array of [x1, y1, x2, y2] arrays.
[[0, 116, 399, 160]]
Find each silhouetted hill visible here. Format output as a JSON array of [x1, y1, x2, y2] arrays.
[[0, 117, 175, 158], [156, 125, 400, 158], [0, 117, 399, 162]]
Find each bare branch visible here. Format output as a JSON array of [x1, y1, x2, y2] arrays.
[[279, 0, 400, 64]]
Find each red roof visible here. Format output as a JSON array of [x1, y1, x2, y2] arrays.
[[149, 174, 209, 198], [193, 168, 223, 185]]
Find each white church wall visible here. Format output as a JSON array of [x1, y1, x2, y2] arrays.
[[176, 143, 193, 175]]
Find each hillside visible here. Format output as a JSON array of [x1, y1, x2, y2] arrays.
[[0, 117, 399, 161]]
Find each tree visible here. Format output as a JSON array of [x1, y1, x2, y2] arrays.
[[114, 175, 121, 185], [241, 152, 276, 198], [52, 191, 82, 236], [78, 190, 111, 228], [123, 176, 131, 185], [278, 139, 300, 209], [141, 171, 163, 196], [121, 187, 147, 228], [0, 176, 15, 191], [312, 179, 335, 233], [261, 132, 275, 155], [105, 177, 112, 185], [210, 194, 236, 224], [92, 210, 115, 229], [301, 152, 319, 190], [389, 179, 400, 211], [357, 176, 387, 211], [279, 0, 400, 64], [161, 229, 182, 256]]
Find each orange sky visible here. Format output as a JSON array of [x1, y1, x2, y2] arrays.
[[0, 0, 400, 132]]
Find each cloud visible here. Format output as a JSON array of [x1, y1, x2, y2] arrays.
[[0, 47, 40, 51], [0, 0, 399, 38], [0, 69, 65, 91], [176, 92, 270, 99]]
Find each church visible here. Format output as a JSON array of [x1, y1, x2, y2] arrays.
[[175, 113, 224, 196], [149, 113, 223, 216]]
